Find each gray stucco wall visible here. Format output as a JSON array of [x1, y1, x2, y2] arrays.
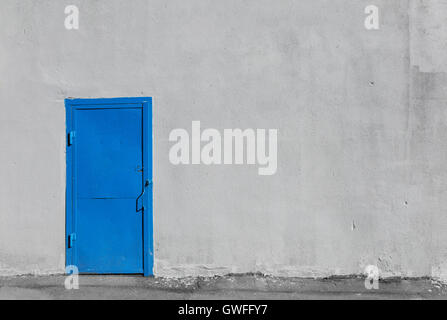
[[1, 0, 446, 279]]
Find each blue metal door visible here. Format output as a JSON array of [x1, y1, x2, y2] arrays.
[[65, 98, 153, 276]]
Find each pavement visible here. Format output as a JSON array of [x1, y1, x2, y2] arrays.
[[0, 274, 446, 300]]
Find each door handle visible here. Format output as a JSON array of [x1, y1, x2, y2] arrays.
[[136, 179, 151, 212]]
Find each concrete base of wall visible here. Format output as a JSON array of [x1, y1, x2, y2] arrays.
[[0, 274, 446, 299]]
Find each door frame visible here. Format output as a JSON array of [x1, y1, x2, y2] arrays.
[[65, 97, 153, 276]]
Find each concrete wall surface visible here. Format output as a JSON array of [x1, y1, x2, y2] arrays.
[[1, 0, 447, 279]]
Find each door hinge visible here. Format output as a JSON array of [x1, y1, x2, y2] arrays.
[[68, 233, 76, 248], [68, 131, 76, 146]]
